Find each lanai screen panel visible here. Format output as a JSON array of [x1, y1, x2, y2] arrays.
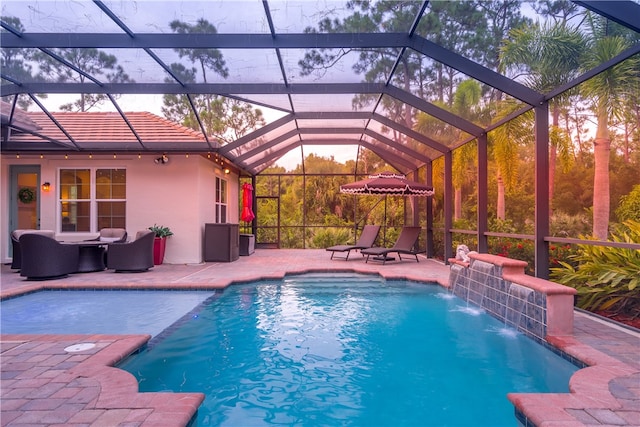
[[250, 138, 302, 174], [150, 48, 285, 84], [268, 0, 387, 33], [262, 147, 302, 173], [367, 114, 447, 160], [290, 93, 376, 113], [303, 144, 362, 169], [100, 1, 270, 34], [3, 0, 639, 179], [281, 48, 390, 85], [374, 94, 474, 150], [361, 135, 428, 171], [225, 119, 298, 160], [1, 1, 124, 32]]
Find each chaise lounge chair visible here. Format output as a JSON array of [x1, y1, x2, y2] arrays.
[[326, 225, 381, 260], [361, 226, 422, 264]]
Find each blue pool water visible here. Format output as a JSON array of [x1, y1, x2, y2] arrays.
[[0, 290, 214, 337], [121, 274, 579, 427]]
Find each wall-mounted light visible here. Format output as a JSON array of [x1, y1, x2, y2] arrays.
[[154, 155, 169, 165], [41, 182, 51, 192], [224, 168, 230, 174]]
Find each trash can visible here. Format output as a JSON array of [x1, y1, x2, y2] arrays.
[[239, 234, 255, 256]]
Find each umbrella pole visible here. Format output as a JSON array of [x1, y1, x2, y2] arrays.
[[384, 195, 387, 246]]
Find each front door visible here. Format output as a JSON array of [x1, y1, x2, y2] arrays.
[[9, 165, 41, 256]]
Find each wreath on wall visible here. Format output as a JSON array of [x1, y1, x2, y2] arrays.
[[18, 187, 35, 204]]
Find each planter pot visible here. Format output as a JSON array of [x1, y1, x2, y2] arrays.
[[153, 237, 167, 265]]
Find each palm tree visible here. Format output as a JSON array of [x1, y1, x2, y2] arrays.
[[414, 87, 480, 222], [500, 22, 584, 215], [489, 101, 534, 220], [580, 13, 640, 239], [451, 80, 483, 220]]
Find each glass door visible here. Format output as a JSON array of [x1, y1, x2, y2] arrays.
[[9, 165, 41, 256]]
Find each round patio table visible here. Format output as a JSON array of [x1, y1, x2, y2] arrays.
[[62, 241, 107, 272]]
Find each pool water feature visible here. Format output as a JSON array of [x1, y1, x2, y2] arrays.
[[0, 290, 214, 337], [121, 273, 579, 427]]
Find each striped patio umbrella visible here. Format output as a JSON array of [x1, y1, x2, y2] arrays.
[[340, 172, 434, 196], [340, 172, 434, 246]]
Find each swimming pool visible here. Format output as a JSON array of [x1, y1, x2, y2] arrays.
[[121, 273, 579, 427], [0, 290, 214, 337]]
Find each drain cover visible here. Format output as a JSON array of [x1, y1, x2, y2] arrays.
[[64, 342, 96, 353]]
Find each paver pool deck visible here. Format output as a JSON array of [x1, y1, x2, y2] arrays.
[[1, 249, 639, 426]]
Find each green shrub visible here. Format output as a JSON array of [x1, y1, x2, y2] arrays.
[[550, 212, 591, 237], [310, 227, 353, 249], [551, 220, 640, 318], [616, 184, 640, 222]]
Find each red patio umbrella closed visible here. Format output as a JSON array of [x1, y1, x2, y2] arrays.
[[241, 183, 255, 223]]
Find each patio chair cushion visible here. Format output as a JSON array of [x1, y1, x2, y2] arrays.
[[89, 228, 128, 243], [100, 236, 124, 242]]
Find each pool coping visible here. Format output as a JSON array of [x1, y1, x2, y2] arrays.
[[2, 255, 639, 426]]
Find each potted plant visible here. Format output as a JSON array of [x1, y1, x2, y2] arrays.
[[149, 224, 173, 265]]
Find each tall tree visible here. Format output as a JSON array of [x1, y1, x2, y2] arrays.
[[415, 80, 483, 221], [489, 102, 534, 220], [299, 1, 427, 135], [451, 80, 483, 220], [449, 0, 531, 218], [472, 0, 532, 101], [162, 19, 264, 143], [35, 48, 132, 112], [0, 17, 37, 109], [500, 21, 584, 215], [416, 1, 487, 103], [580, 13, 640, 239]]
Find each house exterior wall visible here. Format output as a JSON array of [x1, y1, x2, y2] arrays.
[[0, 153, 239, 265]]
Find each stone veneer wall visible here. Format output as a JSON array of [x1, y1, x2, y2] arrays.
[[448, 253, 576, 341]]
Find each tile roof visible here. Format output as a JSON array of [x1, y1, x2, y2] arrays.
[[0, 101, 41, 132], [6, 108, 208, 145]]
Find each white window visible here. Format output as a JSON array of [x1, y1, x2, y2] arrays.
[[59, 168, 126, 232], [215, 177, 227, 223]]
